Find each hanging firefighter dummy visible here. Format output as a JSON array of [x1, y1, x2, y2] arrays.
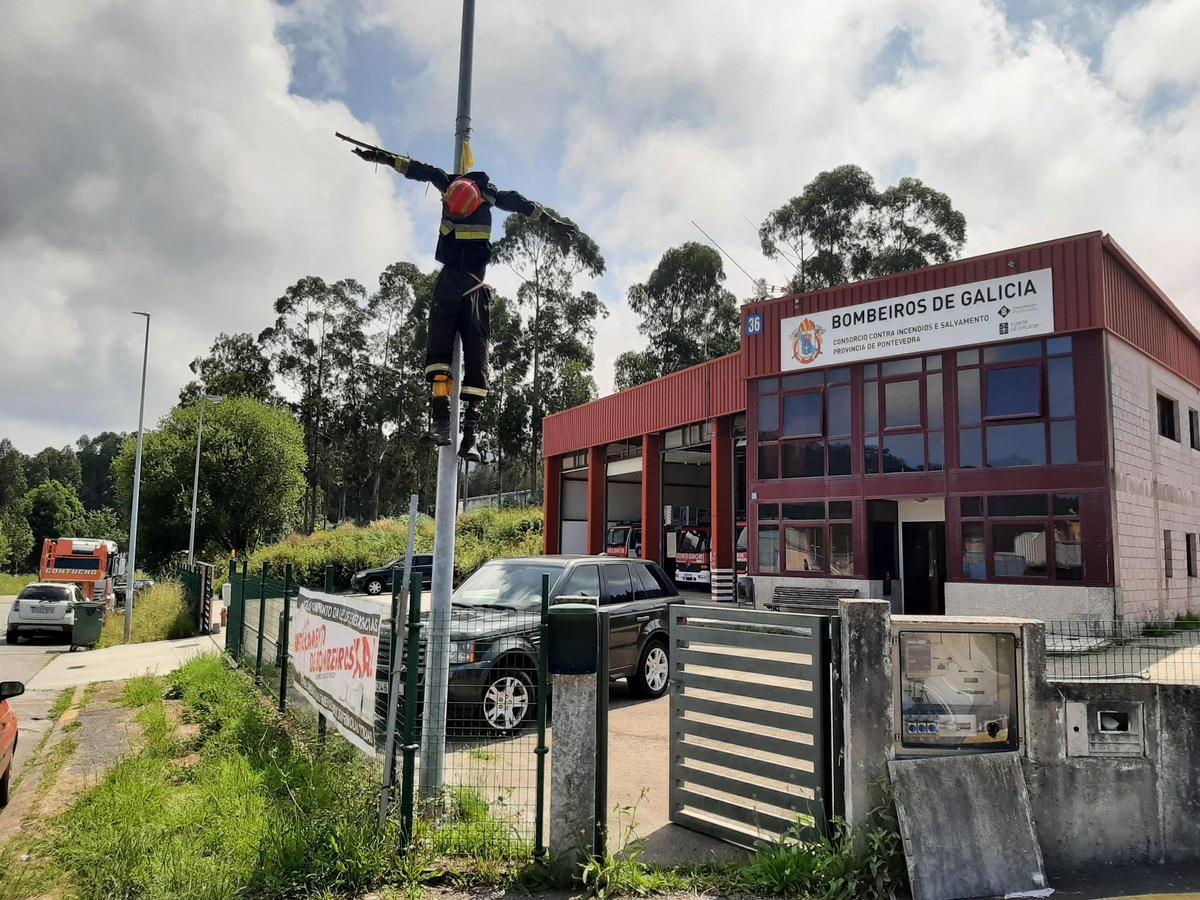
[[341, 133, 577, 459]]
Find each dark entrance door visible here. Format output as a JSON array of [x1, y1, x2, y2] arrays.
[[902, 522, 947, 615]]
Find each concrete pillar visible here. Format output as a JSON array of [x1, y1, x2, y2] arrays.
[[838, 598, 894, 827], [710, 417, 734, 602], [641, 433, 662, 564], [586, 445, 606, 555], [543, 455, 562, 555], [549, 673, 598, 861]]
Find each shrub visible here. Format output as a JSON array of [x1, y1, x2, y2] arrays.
[[97, 581, 193, 647]]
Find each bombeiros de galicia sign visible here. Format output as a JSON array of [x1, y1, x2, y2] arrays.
[[780, 268, 1054, 371]]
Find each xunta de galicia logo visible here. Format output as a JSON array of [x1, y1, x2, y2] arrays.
[[790, 318, 824, 366]]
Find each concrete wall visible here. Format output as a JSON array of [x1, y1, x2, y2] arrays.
[[1108, 335, 1200, 620], [1022, 621, 1200, 872], [945, 582, 1116, 620], [749, 575, 888, 609]]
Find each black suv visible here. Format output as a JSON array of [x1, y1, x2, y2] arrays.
[[352, 555, 460, 596], [436, 555, 679, 732]]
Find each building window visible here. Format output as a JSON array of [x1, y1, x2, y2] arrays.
[[863, 354, 944, 474], [957, 337, 1075, 468], [958, 493, 1083, 583], [1158, 394, 1179, 442], [1164, 530, 1174, 578], [754, 500, 854, 576], [1190, 410, 1200, 450], [756, 368, 852, 480], [1187, 533, 1197, 578]]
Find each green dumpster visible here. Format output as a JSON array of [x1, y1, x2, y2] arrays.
[[71, 602, 106, 651]]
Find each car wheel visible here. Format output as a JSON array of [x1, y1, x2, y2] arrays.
[[631, 640, 670, 698], [365, 578, 384, 596], [5, 629, 17, 646], [481, 669, 533, 733]]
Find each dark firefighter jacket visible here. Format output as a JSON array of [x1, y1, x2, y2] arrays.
[[396, 157, 543, 275]]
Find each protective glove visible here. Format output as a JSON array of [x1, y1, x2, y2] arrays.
[[352, 147, 397, 166], [547, 216, 580, 239]]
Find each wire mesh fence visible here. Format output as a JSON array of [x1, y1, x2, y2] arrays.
[[223, 563, 550, 858], [1044, 619, 1200, 684]]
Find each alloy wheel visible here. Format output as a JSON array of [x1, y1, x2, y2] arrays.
[[644, 645, 669, 693], [483, 675, 530, 731]]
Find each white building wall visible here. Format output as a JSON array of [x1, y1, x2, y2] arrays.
[[1108, 335, 1200, 620]]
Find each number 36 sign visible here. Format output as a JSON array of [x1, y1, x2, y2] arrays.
[[745, 312, 764, 337]]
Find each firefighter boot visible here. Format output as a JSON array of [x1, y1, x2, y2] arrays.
[[422, 376, 454, 446], [458, 404, 481, 463]]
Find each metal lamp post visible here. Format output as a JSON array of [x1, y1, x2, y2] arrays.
[[125, 311, 151, 642], [187, 393, 223, 566]]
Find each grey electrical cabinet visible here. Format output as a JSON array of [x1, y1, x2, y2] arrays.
[[892, 622, 1025, 757]]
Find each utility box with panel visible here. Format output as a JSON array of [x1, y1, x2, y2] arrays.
[[1065, 700, 1145, 757], [892, 622, 1024, 757]]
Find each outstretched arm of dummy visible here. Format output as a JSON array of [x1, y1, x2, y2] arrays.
[[493, 188, 580, 236], [352, 148, 451, 191]]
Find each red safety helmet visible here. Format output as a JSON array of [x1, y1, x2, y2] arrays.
[[444, 178, 483, 217]]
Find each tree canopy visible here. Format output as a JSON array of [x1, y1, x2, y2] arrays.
[[112, 397, 306, 567], [180, 332, 279, 405], [759, 164, 966, 293], [614, 242, 740, 390]]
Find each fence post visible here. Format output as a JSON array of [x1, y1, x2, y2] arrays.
[[279, 563, 293, 713], [255, 561, 269, 685], [534, 573, 550, 859], [225, 559, 237, 657], [238, 559, 248, 661], [318, 564, 333, 745], [324, 565, 335, 593], [399, 572, 424, 846], [594, 608, 610, 859]]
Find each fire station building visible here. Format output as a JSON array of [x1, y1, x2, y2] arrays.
[[541, 232, 1200, 621]]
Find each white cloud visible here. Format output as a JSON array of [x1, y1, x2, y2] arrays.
[[0, 0, 423, 453], [4, 0, 1199, 453]]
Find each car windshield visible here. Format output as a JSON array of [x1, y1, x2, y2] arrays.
[[679, 530, 708, 552], [17, 585, 71, 602], [606, 528, 628, 546], [452, 560, 565, 610]]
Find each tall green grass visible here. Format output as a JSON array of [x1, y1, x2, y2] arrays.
[[241, 506, 544, 589], [54, 655, 406, 900], [0, 573, 35, 595], [96, 581, 193, 648]]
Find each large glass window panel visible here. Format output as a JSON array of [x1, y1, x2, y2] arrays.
[[926, 354, 943, 372], [988, 494, 1048, 517], [757, 378, 779, 394], [831, 524, 854, 576], [927, 374, 944, 428], [783, 502, 825, 520], [782, 440, 824, 478], [758, 395, 779, 440], [1047, 357, 1075, 417], [960, 496, 983, 517], [1054, 520, 1083, 581], [758, 525, 780, 573], [864, 363, 878, 379], [984, 340, 1041, 363], [827, 385, 851, 435], [987, 423, 1047, 467], [783, 372, 823, 390], [1053, 494, 1080, 516], [864, 437, 880, 474], [1046, 336, 1072, 355], [958, 370, 981, 425], [986, 364, 1041, 418], [828, 501, 853, 520], [886, 380, 922, 428], [784, 525, 825, 572], [928, 431, 945, 471], [883, 357, 923, 376], [1051, 420, 1077, 464], [828, 440, 853, 476], [864, 382, 879, 433], [783, 392, 823, 437], [827, 367, 851, 385], [992, 524, 1048, 577], [759, 503, 780, 521], [883, 433, 926, 473], [959, 428, 982, 468], [962, 522, 986, 580], [957, 349, 979, 366], [757, 445, 778, 479]]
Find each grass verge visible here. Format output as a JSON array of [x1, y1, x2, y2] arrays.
[[96, 581, 193, 648], [0, 573, 34, 595]]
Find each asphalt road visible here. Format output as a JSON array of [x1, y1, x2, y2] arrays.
[[0, 597, 65, 782]]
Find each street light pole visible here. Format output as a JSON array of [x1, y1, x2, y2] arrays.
[[125, 312, 151, 643], [187, 393, 223, 566]]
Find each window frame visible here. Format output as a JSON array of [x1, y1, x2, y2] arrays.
[[1164, 530, 1174, 579], [863, 353, 945, 476], [1190, 409, 1200, 451], [1158, 394, 1179, 442], [754, 500, 855, 577], [755, 368, 853, 480], [1186, 533, 1197, 579], [958, 493, 1084, 584]]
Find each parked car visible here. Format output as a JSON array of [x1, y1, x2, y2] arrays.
[[6, 583, 87, 644], [439, 555, 679, 732], [0, 680, 23, 807], [114, 578, 154, 608], [352, 555, 459, 596]]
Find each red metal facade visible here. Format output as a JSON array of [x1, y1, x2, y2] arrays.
[[541, 351, 744, 457]]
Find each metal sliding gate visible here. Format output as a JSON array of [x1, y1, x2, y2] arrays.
[[668, 604, 843, 848]]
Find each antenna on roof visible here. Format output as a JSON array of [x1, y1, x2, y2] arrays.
[[691, 220, 761, 289]]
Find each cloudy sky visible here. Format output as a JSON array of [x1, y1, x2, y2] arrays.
[[2, 0, 1198, 454]]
